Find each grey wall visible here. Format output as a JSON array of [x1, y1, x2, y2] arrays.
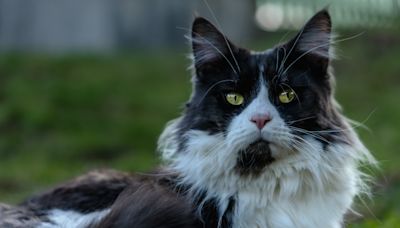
[[0, 0, 256, 53]]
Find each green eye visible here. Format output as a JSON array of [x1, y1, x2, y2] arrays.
[[278, 89, 296, 103], [226, 93, 244, 106]]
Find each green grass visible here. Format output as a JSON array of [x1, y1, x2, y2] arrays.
[[334, 32, 400, 227], [0, 31, 399, 226], [0, 53, 191, 202]]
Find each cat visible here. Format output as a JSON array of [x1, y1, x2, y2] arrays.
[[0, 9, 375, 228]]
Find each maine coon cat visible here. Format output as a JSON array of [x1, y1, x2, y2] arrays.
[[0, 10, 375, 228]]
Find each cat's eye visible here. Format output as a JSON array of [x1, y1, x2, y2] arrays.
[[278, 89, 296, 104], [226, 93, 244, 106]]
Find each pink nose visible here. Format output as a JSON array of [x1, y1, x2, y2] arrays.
[[250, 114, 272, 130]]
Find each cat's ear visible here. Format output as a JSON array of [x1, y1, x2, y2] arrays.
[[284, 10, 333, 69], [191, 17, 239, 70]]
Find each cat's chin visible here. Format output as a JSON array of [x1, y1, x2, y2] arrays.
[[235, 140, 275, 175]]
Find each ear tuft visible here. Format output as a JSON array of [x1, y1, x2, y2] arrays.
[[191, 17, 236, 67], [295, 9, 333, 59]]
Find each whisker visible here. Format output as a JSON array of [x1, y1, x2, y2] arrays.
[[277, 31, 291, 46], [345, 108, 376, 132], [289, 138, 344, 172], [275, 47, 280, 72], [304, 115, 373, 134], [309, 108, 376, 135], [197, 79, 235, 105], [289, 126, 334, 146], [287, 116, 316, 124], [178, 27, 239, 75], [291, 134, 324, 151], [280, 32, 365, 76], [202, 0, 241, 73], [275, 47, 286, 73], [292, 129, 333, 146], [276, 47, 287, 75], [278, 26, 306, 76], [267, 129, 320, 152]]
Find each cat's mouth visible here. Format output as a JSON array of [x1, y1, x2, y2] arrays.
[[235, 140, 275, 176]]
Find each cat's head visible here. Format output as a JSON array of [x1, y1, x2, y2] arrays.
[[159, 10, 373, 193]]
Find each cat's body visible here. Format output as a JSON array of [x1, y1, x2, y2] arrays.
[[0, 10, 375, 228]]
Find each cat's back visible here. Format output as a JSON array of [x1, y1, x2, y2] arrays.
[[1, 169, 200, 228], [0, 203, 42, 228]]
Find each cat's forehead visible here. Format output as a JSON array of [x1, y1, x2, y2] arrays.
[[251, 48, 278, 69], [237, 48, 282, 81]]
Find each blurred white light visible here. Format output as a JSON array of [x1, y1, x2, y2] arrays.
[[255, 3, 284, 31]]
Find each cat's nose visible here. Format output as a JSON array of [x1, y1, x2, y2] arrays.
[[250, 114, 272, 130]]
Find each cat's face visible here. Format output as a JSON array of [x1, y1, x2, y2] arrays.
[[164, 11, 352, 178]]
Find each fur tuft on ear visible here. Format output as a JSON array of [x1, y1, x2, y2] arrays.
[[293, 9, 334, 59], [191, 17, 238, 70]]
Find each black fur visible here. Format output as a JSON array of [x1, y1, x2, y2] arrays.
[[236, 140, 275, 176], [91, 172, 234, 228], [177, 10, 351, 160], [22, 170, 133, 214], [90, 182, 199, 228], [8, 169, 233, 228], [0, 10, 353, 228]]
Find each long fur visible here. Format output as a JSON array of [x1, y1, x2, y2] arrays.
[[159, 96, 375, 228], [157, 12, 377, 224], [0, 10, 376, 228]]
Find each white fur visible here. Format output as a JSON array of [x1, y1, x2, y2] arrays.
[[37, 209, 110, 228], [158, 70, 375, 227]]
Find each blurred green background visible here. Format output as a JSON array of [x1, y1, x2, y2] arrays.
[[0, 0, 399, 227]]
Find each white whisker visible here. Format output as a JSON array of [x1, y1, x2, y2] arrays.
[[278, 26, 306, 76], [280, 32, 365, 76], [197, 79, 235, 105], [289, 126, 334, 145], [202, 0, 241, 73], [287, 116, 316, 124], [178, 27, 239, 75]]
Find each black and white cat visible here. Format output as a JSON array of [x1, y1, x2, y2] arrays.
[[0, 10, 375, 228]]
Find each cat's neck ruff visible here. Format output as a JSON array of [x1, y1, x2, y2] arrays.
[[159, 118, 372, 228]]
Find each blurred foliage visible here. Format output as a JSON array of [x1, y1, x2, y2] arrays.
[[0, 29, 399, 227], [0, 53, 192, 201]]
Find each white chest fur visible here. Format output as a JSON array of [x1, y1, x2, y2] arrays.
[[229, 164, 357, 228], [160, 110, 373, 228], [163, 131, 362, 228], [232, 189, 351, 228]]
